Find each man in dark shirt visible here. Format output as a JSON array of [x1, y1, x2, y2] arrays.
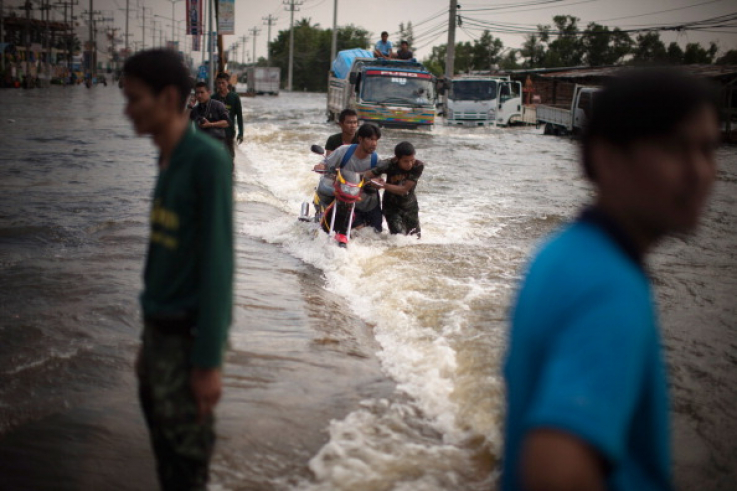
[[212, 72, 244, 161], [188, 81, 231, 145], [325, 108, 359, 155], [367, 141, 424, 237], [395, 41, 414, 60]]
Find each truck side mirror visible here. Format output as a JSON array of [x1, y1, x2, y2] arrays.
[[349, 73, 357, 85]]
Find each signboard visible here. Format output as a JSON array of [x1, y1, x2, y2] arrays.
[[218, 0, 235, 35], [186, 0, 203, 35], [365, 70, 432, 79]]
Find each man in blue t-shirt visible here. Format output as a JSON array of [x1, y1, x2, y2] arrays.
[[373, 31, 393, 59], [503, 69, 720, 491]]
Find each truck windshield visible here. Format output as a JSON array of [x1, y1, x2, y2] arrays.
[[450, 80, 497, 101], [361, 73, 435, 105]]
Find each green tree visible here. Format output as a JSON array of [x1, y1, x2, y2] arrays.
[[472, 30, 504, 71], [520, 29, 548, 68], [631, 32, 668, 64], [716, 49, 737, 65], [423, 43, 446, 76], [683, 42, 718, 64], [581, 23, 631, 66], [499, 49, 520, 70], [543, 15, 584, 67], [666, 42, 684, 64], [269, 19, 370, 91]]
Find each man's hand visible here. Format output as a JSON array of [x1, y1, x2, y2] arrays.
[[190, 367, 222, 424], [369, 177, 385, 188], [313, 163, 327, 172], [236, 134, 243, 144], [521, 429, 606, 491], [199, 118, 210, 128]]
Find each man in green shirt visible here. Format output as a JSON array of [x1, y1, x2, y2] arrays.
[[122, 49, 234, 491], [212, 72, 244, 162]]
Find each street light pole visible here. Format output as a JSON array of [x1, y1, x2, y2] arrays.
[[167, 0, 181, 46]]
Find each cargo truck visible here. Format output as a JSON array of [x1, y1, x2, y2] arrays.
[[536, 85, 600, 135], [244, 66, 280, 96], [445, 75, 523, 126], [327, 48, 437, 129]]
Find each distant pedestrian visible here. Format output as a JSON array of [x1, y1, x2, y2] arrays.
[[367, 141, 424, 237], [188, 81, 232, 147], [212, 72, 244, 162], [122, 49, 234, 491], [503, 69, 720, 491], [373, 31, 393, 59], [325, 108, 359, 155]]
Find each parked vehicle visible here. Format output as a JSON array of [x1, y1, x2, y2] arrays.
[[445, 75, 523, 126], [327, 48, 437, 129], [536, 85, 601, 135], [244, 66, 280, 96]]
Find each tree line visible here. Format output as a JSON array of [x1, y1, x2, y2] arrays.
[[260, 15, 737, 91]]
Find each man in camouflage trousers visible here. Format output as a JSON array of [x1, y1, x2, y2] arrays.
[[122, 49, 234, 490]]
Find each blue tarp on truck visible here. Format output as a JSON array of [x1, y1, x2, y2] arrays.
[[331, 48, 374, 79]]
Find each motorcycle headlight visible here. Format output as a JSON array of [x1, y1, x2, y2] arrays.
[[341, 184, 361, 196]]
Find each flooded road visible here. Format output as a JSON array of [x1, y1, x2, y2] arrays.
[[0, 87, 735, 490]]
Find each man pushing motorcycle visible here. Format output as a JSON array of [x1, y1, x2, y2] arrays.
[[313, 124, 384, 240]]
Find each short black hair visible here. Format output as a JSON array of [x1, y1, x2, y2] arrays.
[[194, 81, 209, 90], [582, 68, 720, 182], [381, 31, 389, 37], [357, 123, 381, 140], [338, 108, 358, 123], [394, 141, 415, 158], [123, 49, 192, 109], [216, 72, 229, 81], [400, 40, 409, 46]]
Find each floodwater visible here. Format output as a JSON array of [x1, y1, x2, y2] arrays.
[[0, 87, 735, 490]]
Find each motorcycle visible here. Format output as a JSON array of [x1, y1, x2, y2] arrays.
[[298, 144, 367, 248]]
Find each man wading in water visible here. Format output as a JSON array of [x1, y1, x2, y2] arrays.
[[503, 69, 720, 491], [122, 49, 234, 491]]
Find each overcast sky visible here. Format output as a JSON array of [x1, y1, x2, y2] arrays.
[[81, 0, 737, 61]]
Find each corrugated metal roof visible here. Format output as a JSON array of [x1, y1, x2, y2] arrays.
[[535, 65, 737, 80]]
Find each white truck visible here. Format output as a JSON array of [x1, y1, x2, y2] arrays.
[[244, 66, 281, 96], [445, 75, 523, 126], [536, 85, 600, 135]]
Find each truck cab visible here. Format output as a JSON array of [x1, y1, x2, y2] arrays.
[[446, 76, 523, 126], [328, 49, 437, 130]]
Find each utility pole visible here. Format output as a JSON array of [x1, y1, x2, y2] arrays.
[[167, 0, 181, 47], [140, 6, 151, 50], [443, 0, 458, 118], [124, 0, 128, 56], [239, 34, 247, 65], [207, 0, 213, 91], [248, 26, 260, 65], [22, 0, 32, 87], [0, 0, 4, 73], [283, 0, 301, 91], [262, 14, 277, 67], [330, 0, 337, 63]]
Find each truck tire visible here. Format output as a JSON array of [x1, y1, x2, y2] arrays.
[[544, 123, 555, 135]]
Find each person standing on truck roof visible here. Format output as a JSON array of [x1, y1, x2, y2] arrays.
[[212, 72, 244, 164], [395, 41, 414, 61], [325, 109, 359, 155], [503, 69, 720, 491], [374, 31, 393, 59]]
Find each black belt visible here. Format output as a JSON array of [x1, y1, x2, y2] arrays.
[[144, 311, 196, 336]]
